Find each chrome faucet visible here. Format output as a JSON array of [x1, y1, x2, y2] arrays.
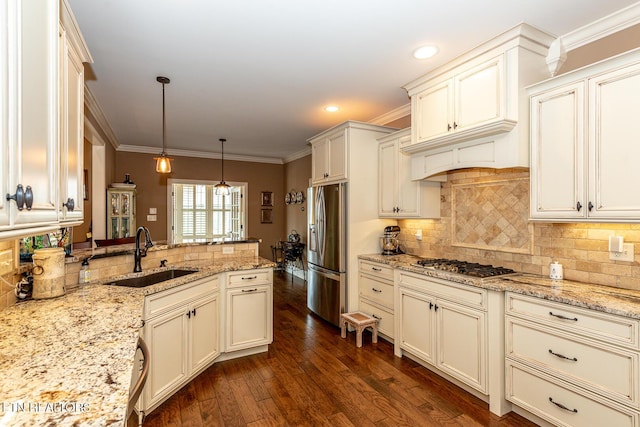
[[134, 226, 154, 272]]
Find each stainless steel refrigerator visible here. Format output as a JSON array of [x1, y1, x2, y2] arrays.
[[307, 183, 346, 326]]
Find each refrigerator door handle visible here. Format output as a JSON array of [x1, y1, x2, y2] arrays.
[[308, 263, 340, 281]]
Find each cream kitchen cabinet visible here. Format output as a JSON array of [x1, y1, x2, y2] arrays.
[[140, 275, 220, 416], [358, 260, 395, 339], [396, 271, 487, 393], [403, 24, 554, 180], [411, 55, 506, 146], [505, 292, 640, 426], [378, 128, 440, 218], [530, 48, 640, 221], [309, 121, 396, 186], [225, 269, 273, 352], [0, 0, 90, 238]]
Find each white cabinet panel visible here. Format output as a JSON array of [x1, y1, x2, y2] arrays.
[[398, 286, 435, 364], [415, 80, 452, 142], [225, 284, 272, 351], [190, 293, 219, 373]]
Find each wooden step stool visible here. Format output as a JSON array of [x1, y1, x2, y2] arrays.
[[340, 311, 378, 348]]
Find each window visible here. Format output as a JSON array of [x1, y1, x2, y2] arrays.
[[168, 179, 246, 243]]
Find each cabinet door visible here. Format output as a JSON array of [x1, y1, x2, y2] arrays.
[[530, 83, 586, 219], [144, 306, 189, 408], [398, 287, 435, 364], [397, 149, 421, 217], [454, 56, 503, 131], [59, 31, 84, 224], [414, 79, 452, 143], [378, 139, 398, 216], [311, 138, 329, 184], [11, 0, 59, 227], [189, 293, 219, 373], [327, 130, 347, 182], [0, 1, 9, 228], [226, 284, 272, 351], [589, 62, 640, 218], [436, 300, 486, 393]]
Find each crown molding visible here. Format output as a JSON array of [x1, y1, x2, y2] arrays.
[[546, 2, 640, 76], [283, 147, 312, 164], [117, 144, 285, 165], [61, 0, 93, 63], [84, 85, 120, 149], [368, 103, 410, 126]]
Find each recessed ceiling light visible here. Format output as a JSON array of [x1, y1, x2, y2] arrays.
[[413, 45, 438, 60], [325, 105, 339, 112]]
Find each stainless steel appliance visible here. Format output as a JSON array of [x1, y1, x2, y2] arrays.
[[380, 225, 401, 255], [411, 258, 516, 279], [307, 183, 346, 326]]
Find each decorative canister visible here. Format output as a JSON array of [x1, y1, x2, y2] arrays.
[[32, 247, 66, 299], [549, 261, 563, 280]]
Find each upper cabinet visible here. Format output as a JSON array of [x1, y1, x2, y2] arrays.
[[309, 121, 395, 186], [403, 24, 554, 180], [0, 0, 91, 239], [530, 48, 640, 221], [378, 128, 440, 219]]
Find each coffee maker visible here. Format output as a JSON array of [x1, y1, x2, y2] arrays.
[[380, 225, 402, 255]]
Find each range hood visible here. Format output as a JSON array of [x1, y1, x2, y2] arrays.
[[400, 23, 555, 180]]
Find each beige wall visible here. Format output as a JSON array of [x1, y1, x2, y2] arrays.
[[284, 154, 311, 247], [113, 151, 284, 260], [398, 168, 640, 290]]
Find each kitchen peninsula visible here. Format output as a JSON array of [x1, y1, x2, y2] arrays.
[[0, 241, 275, 426]]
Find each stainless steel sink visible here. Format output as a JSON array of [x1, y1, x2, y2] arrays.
[[106, 269, 197, 288]]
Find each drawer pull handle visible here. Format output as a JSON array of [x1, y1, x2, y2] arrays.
[[372, 288, 382, 293], [371, 267, 382, 271], [549, 397, 578, 413], [242, 288, 258, 293], [549, 311, 578, 322], [372, 314, 382, 320], [242, 276, 258, 280], [548, 349, 577, 362]]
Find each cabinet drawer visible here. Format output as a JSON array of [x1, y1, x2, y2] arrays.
[[507, 317, 639, 407], [506, 360, 638, 427], [399, 271, 486, 310], [506, 293, 639, 348], [359, 273, 393, 309], [359, 299, 394, 339], [359, 260, 393, 280], [145, 275, 219, 319], [227, 269, 272, 288]]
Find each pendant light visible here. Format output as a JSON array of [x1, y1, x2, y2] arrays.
[[154, 76, 173, 173], [214, 138, 231, 196]]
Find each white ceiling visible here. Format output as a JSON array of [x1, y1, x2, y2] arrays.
[[68, 0, 638, 163]]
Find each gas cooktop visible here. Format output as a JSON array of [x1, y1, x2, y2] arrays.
[[411, 258, 516, 278]]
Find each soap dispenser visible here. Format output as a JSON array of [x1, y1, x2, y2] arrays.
[[78, 258, 91, 284]]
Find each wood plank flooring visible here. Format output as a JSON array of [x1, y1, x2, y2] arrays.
[[138, 271, 537, 427]]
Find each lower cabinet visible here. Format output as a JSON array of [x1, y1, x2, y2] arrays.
[[225, 283, 273, 351], [397, 274, 487, 393], [358, 260, 395, 339], [505, 292, 640, 426], [139, 276, 220, 414]]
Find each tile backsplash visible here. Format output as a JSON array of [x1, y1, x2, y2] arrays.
[[398, 168, 640, 290]]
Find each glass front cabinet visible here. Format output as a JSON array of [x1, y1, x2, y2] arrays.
[[107, 188, 136, 238]]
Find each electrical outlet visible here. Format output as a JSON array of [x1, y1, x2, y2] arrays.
[[610, 243, 634, 262], [0, 249, 13, 275], [415, 229, 422, 241], [222, 246, 234, 254]]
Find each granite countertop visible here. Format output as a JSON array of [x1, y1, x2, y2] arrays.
[[0, 256, 275, 426], [359, 253, 640, 320]]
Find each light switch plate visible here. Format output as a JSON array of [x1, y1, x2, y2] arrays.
[[222, 246, 234, 254], [0, 249, 13, 275], [149, 207, 157, 214], [609, 235, 624, 252], [146, 215, 157, 222], [610, 243, 634, 262]]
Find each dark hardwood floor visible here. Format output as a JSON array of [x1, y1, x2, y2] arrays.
[[139, 271, 537, 427]]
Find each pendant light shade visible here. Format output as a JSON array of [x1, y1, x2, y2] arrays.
[[215, 138, 231, 196], [154, 76, 173, 173]]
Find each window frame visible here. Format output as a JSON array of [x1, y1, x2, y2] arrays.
[[166, 178, 247, 244]]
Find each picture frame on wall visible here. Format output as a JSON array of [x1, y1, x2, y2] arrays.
[[261, 191, 273, 206], [261, 208, 273, 223]]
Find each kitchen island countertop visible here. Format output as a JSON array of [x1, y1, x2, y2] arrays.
[[0, 256, 274, 427], [359, 253, 640, 320]]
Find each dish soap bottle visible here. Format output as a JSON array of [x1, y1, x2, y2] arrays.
[[78, 258, 91, 284]]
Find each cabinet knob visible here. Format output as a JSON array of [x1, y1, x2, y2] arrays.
[[447, 123, 452, 131], [453, 122, 458, 129], [6, 184, 32, 211], [588, 201, 594, 212], [241, 288, 258, 293], [62, 198, 75, 212], [576, 201, 582, 212]]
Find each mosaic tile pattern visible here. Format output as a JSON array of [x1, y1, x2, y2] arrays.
[[451, 178, 532, 254]]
